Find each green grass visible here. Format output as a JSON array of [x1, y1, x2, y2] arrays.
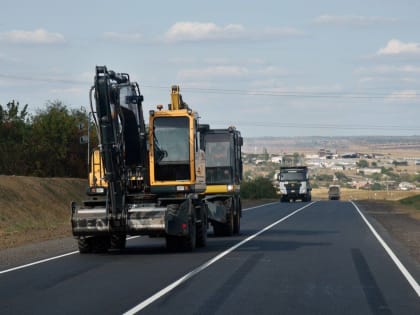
[[399, 194, 420, 210]]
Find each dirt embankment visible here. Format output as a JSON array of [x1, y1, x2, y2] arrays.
[[0, 175, 86, 249]]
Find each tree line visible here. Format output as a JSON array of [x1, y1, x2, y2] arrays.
[[0, 100, 92, 178]]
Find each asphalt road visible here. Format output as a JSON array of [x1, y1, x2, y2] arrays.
[[1, 201, 419, 315]]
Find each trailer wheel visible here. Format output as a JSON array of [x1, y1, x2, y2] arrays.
[[225, 209, 234, 236], [110, 234, 126, 250], [196, 206, 207, 248], [233, 198, 241, 235], [77, 237, 92, 254]]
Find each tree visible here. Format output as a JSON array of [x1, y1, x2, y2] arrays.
[[316, 174, 333, 181], [241, 177, 278, 199], [393, 160, 408, 167], [30, 101, 88, 177], [262, 147, 269, 161], [293, 152, 300, 165], [0, 100, 31, 175], [371, 182, 383, 191], [357, 159, 369, 168], [334, 171, 349, 182]]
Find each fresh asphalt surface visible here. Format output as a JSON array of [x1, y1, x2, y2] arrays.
[[1, 201, 419, 314]]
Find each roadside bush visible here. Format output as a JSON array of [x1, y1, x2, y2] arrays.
[[316, 174, 333, 181], [241, 177, 278, 199]]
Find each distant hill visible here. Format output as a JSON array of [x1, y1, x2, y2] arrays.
[[243, 136, 420, 155]]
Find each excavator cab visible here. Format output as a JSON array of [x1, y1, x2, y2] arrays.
[[148, 85, 206, 195]]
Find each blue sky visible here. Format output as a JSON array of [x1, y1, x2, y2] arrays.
[[1, 0, 420, 137]]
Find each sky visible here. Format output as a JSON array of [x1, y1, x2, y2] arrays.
[[0, 0, 420, 137]]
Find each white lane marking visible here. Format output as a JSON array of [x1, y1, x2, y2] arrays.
[[0, 202, 279, 275], [123, 202, 315, 315], [242, 201, 278, 212], [0, 251, 79, 275], [0, 236, 141, 275], [351, 201, 420, 297]]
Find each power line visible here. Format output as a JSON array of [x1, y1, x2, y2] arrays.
[[0, 73, 419, 100], [207, 120, 420, 131], [142, 85, 420, 100]]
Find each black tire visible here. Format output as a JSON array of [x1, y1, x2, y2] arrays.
[[110, 234, 126, 250], [225, 209, 234, 236], [179, 218, 196, 251], [77, 237, 92, 254], [233, 197, 241, 235], [196, 207, 207, 248]]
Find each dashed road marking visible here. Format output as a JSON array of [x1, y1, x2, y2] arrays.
[[123, 202, 315, 314]]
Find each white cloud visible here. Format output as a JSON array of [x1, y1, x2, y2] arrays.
[[165, 22, 244, 42], [377, 39, 420, 55], [102, 32, 143, 42], [355, 65, 420, 75], [314, 15, 398, 26], [164, 22, 303, 42], [385, 90, 418, 103], [178, 66, 249, 80], [0, 28, 65, 44]]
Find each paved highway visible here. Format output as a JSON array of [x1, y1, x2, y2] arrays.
[[1, 201, 419, 314]]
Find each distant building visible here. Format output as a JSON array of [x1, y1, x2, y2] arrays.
[[357, 168, 381, 175], [270, 156, 283, 163], [398, 182, 416, 191], [319, 149, 334, 157], [341, 153, 359, 159]]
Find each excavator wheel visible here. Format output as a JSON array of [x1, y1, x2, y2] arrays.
[[77, 237, 92, 254], [196, 206, 207, 248], [110, 234, 126, 250], [225, 207, 234, 236], [233, 197, 241, 235], [179, 216, 196, 251], [166, 215, 197, 252]]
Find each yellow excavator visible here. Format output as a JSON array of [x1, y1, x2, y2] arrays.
[[71, 67, 207, 252]]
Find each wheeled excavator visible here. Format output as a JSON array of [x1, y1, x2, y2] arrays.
[[71, 66, 207, 253]]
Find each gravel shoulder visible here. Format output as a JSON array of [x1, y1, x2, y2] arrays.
[[355, 200, 420, 264]]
